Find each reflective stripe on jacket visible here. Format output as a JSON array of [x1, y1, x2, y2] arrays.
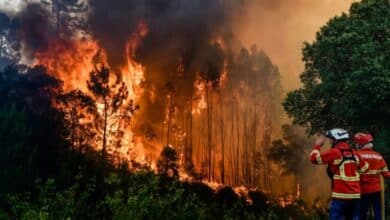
[[358, 148, 390, 194], [309, 142, 369, 199]]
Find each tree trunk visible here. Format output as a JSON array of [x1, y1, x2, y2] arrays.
[[229, 99, 235, 185], [251, 111, 258, 186], [235, 104, 240, 185], [219, 89, 225, 184], [206, 84, 212, 181]]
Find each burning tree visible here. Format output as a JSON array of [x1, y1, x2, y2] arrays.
[[58, 65, 139, 163], [58, 90, 97, 152], [86, 65, 138, 159], [157, 145, 179, 179]]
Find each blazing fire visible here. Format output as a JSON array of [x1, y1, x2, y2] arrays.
[[192, 78, 208, 115], [10, 0, 294, 199], [34, 39, 102, 93], [29, 16, 288, 196], [32, 26, 147, 166], [0, 0, 365, 215]]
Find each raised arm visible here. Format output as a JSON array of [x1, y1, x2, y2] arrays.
[[309, 136, 336, 165]]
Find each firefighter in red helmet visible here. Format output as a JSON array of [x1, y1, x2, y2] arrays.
[[353, 132, 390, 220], [310, 128, 369, 220]]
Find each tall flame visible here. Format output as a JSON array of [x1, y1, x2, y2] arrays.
[[34, 24, 149, 167], [34, 39, 104, 93]]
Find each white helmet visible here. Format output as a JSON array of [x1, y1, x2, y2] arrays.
[[325, 128, 349, 141]]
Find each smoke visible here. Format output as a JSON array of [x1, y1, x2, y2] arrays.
[[269, 124, 330, 204], [86, 0, 287, 188], [0, 0, 26, 15], [87, 0, 246, 142], [88, 0, 241, 70], [0, 3, 51, 67], [85, 0, 355, 173], [2, 0, 355, 92], [10, 4, 55, 62], [234, 0, 354, 91]]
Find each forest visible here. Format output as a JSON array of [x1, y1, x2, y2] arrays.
[[0, 0, 389, 219]]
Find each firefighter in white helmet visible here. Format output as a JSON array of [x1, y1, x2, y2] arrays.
[[310, 128, 369, 220]]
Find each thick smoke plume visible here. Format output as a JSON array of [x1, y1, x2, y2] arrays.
[[11, 4, 54, 62], [236, 0, 354, 90], [88, 0, 241, 70]]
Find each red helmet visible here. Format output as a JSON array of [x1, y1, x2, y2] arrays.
[[353, 133, 373, 145]]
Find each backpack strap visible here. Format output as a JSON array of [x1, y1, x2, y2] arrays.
[[327, 148, 357, 181], [338, 148, 356, 165]]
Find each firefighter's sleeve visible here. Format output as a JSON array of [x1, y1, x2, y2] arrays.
[[379, 157, 390, 178], [356, 153, 369, 174], [309, 145, 335, 165]]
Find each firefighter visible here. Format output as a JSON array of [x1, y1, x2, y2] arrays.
[[310, 128, 369, 220], [353, 132, 390, 220]]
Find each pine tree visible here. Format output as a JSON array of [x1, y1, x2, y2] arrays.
[[86, 65, 138, 158]]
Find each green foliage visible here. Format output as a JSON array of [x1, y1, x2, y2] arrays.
[[375, 129, 390, 156], [8, 175, 96, 220], [284, 0, 390, 135], [104, 172, 207, 220], [3, 170, 318, 220]]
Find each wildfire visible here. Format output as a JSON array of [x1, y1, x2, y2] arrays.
[[122, 22, 148, 98], [278, 184, 302, 208], [234, 185, 254, 204], [30, 16, 286, 201], [2, 0, 324, 211], [34, 39, 104, 93], [33, 22, 150, 167], [192, 77, 208, 115]]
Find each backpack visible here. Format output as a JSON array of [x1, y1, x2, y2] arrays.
[[326, 148, 357, 180]]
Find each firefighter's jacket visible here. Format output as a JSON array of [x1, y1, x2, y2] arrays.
[[358, 148, 390, 194], [310, 142, 369, 199]]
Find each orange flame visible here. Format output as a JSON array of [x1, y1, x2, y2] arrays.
[[192, 77, 207, 115], [34, 23, 150, 166], [31, 20, 292, 200], [34, 39, 105, 93]]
